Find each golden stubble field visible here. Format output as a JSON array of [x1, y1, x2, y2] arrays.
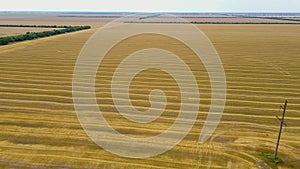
[[0, 17, 299, 169]]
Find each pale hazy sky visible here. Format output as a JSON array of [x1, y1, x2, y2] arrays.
[[0, 0, 299, 12]]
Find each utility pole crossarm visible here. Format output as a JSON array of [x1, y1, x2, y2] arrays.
[[276, 116, 287, 126]]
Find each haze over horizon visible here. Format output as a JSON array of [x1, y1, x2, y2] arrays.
[[0, 0, 299, 13]]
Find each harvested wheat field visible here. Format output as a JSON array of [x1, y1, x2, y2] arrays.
[[0, 18, 300, 169]]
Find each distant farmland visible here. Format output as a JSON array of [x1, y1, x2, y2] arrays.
[[0, 13, 299, 169], [2, 13, 299, 26], [136, 16, 300, 24]]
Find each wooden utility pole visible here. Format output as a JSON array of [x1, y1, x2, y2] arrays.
[[274, 100, 288, 160]]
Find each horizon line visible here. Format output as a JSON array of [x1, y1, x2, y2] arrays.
[[1, 10, 300, 14]]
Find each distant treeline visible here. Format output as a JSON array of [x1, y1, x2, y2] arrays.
[[190, 21, 300, 24], [234, 15, 300, 22], [57, 15, 121, 18], [139, 14, 161, 20], [0, 24, 89, 28], [0, 25, 91, 45]]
